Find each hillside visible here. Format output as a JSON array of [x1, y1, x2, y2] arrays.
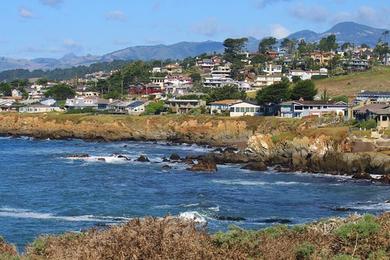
[[288, 21, 388, 46], [0, 22, 388, 72], [314, 66, 390, 97]]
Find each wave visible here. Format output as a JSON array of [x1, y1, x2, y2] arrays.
[[178, 211, 207, 224], [0, 207, 130, 223], [346, 202, 390, 211], [212, 179, 312, 187]]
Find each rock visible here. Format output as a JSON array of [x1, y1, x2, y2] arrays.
[[116, 154, 131, 160], [352, 172, 372, 180], [241, 162, 268, 171], [213, 148, 224, 153], [214, 215, 246, 221], [224, 147, 239, 153], [169, 153, 181, 161], [162, 165, 172, 170], [274, 165, 292, 172], [187, 158, 217, 172], [136, 155, 150, 162], [67, 153, 89, 158], [97, 158, 106, 162], [379, 175, 390, 184]]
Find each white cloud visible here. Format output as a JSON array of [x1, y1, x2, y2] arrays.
[[253, 0, 292, 9], [40, 0, 63, 7], [19, 7, 33, 18], [290, 4, 329, 23], [192, 17, 221, 37], [105, 10, 127, 22], [332, 6, 390, 28], [270, 24, 290, 39], [63, 39, 83, 53]]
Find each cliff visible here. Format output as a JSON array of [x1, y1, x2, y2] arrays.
[[0, 113, 300, 147]]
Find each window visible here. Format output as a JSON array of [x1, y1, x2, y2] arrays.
[[295, 106, 303, 110], [246, 108, 250, 112], [240, 107, 245, 113], [250, 107, 255, 112], [383, 116, 388, 121]]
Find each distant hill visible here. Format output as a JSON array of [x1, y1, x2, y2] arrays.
[[0, 21, 388, 72], [288, 21, 388, 46]]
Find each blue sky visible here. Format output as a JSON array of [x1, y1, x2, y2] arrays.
[[1, 0, 389, 58]]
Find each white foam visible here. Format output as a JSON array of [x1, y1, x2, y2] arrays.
[[348, 202, 390, 211], [212, 180, 268, 186], [0, 207, 130, 222], [66, 155, 130, 164], [178, 211, 207, 224]]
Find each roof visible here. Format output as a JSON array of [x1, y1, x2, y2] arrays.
[[357, 91, 390, 96], [230, 101, 260, 107], [209, 99, 242, 106], [353, 103, 390, 114], [281, 100, 348, 106], [128, 100, 145, 108]]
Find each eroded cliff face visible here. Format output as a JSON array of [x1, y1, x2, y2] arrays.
[[0, 113, 263, 146], [247, 133, 390, 175]]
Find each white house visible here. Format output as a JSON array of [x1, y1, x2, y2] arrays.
[[209, 99, 242, 115], [263, 63, 282, 75], [19, 104, 61, 113], [253, 74, 282, 87], [280, 100, 348, 118], [229, 101, 262, 117], [65, 97, 99, 110], [288, 68, 328, 81]]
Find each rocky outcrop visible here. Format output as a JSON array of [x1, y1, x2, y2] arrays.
[[187, 157, 217, 172]]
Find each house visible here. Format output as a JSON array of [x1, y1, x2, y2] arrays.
[[280, 100, 348, 118], [162, 64, 183, 75], [165, 99, 206, 114], [355, 91, 390, 104], [211, 65, 231, 78], [129, 84, 162, 95], [40, 98, 57, 106], [203, 76, 235, 88], [263, 63, 282, 75], [229, 101, 262, 117], [0, 99, 16, 112], [353, 104, 390, 130], [310, 51, 335, 65], [11, 89, 22, 98], [65, 97, 98, 110], [253, 74, 282, 87], [209, 99, 242, 115], [342, 59, 369, 71], [164, 76, 193, 95], [126, 100, 147, 115], [288, 68, 328, 81], [383, 53, 390, 66], [19, 104, 61, 113]]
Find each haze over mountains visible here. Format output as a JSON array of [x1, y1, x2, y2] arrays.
[[0, 22, 388, 72]]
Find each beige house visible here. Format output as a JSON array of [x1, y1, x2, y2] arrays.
[[165, 99, 206, 114]]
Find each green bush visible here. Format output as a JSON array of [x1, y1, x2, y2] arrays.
[[335, 215, 380, 241], [368, 249, 389, 260], [261, 224, 289, 238], [213, 225, 261, 249], [295, 242, 315, 260], [357, 119, 377, 130], [333, 254, 359, 260], [29, 237, 48, 256]]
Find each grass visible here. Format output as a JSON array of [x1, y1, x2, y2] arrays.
[[315, 66, 390, 96], [0, 214, 388, 259]]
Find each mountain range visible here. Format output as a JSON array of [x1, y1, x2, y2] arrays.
[[0, 22, 388, 72]]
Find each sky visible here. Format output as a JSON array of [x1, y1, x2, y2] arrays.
[[0, 0, 389, 59]]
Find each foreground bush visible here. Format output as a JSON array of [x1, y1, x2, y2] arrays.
[[0, 214, 389, 259]]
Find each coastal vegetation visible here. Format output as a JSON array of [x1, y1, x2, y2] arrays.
[[0, 213, 389, 259]]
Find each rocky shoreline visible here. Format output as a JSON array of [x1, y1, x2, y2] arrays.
[[1, 113, 390, 182]]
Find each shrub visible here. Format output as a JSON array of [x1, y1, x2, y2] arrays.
[[357, 119, 377, 130], [28, 236, 48, 256], [335, 215, 380, 241], [261, 224, 289, 238], [213, 225, 261, 250], [368, 249, 389, 260], [295, 242, 315, 260], [333, 254, 359, 260]]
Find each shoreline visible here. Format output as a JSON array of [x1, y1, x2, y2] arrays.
[[1, 113, 390, 182]]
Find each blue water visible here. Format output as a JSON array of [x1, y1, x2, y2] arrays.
[[0, 136, 389, 249]]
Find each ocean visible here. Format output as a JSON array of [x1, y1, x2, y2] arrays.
[[0, 136, 389, 249]]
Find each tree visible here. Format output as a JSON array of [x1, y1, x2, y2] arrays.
[[341, 42, 352, 51], [281, 38, 296, 54], [259, 37, 277, 54], [207, 84, 246, 103], [256, 80, 290, 104], [0, 83, 12, 96], [36, 78, 49, 86], [223, 38, 248, 63], [190, 72, 201, 83], [318, 35, 338, 52], [290, 80, 317, 101], [44, 84, 75, 100], [144, 101, 165, 115], [361, 43, 370, 49]]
